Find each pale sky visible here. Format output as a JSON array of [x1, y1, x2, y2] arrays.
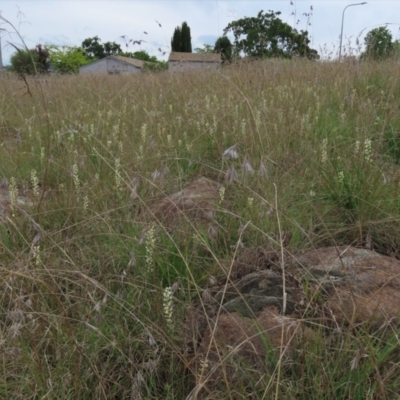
[[1, 0, 399, 65]]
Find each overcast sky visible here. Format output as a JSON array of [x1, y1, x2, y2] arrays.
[[1, 0, 399, 65]]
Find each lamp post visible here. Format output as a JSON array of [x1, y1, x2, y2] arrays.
[[339, 2, 367, 61], [0, 28, 5, 70]]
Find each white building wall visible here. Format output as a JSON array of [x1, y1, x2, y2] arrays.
[[80, 59, 108, 74], [106, 59, 141, 74], [80, 58, 141, 75]]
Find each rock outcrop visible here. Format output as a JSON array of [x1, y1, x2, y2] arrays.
[[183, 245, 400, 390], [151, 177, 400, 395], [150, 176, 221, 230]]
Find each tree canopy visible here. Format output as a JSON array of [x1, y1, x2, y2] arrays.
[[123, 50, 168, 71], [82, 36, 122, 59], [171, 22, 192, 52], [9, 39, 167, 75], [10, 44, 50, 75], [214, 36, 233, 61], [126, 50, 158, 63], [103, 41, 123, 56], [47, 45, 91, 74], [194, 37, 232, 62], [361, 27, 394, 61], [194, 44, 214, 54], [223, 10, 318, 60]]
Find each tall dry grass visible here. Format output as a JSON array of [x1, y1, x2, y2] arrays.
[[1, 58, 400, 398]]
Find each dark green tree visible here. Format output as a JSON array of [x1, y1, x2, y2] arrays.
[[214, 36, 233, 61], [171, 26, 182, 52], [223, 10, 318, 60], [10, 44, 50, 75], [10, 49, 38, 75], [82, 36, 105, 59], [171, 22, 192, 52], [361, 27, 393, 61], [103, 41, 122, 56], [35, 45, 50, 71], [82, 36, 122, 59], [181, 22, 192, 52]]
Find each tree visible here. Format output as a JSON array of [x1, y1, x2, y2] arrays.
[[133, 51, 168, 72], [10, 49, 38, 75], [82, 36, 105, 59], [171, 22, 192, 52], [36, 45, 50, 71], [171, 26, 182, 52], [181, 22, 192, 52], [129, 50, 158, 63], [194, 44, 214, 54], [103, 41, 122, 56], [214, 36, 233, 61], [143, 60, 168, 72], [120, 50, 167, 72], [81, 36, 122, 59], [47, 45, 91, 74], [10, 44, 50, 75], [362, 27, 393, 61], [223, 10, 318, 60]]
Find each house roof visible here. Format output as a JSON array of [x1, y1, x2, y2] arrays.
[[79, 55, 146, 70], [79, 58, 104, 70], [168, 52, 221, 63], [107, 55, 145, 68]]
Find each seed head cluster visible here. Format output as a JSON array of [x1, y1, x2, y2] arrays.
[[163, 286, 174, 332], [145, 225, 156, 273]]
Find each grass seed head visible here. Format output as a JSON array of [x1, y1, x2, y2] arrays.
[[364, 138, 372, 162], [151, 169, 161, 181], [223, 144, 238, 160], [163, 286, 174, 332], [321, 138, 328, 164], [242, 156, 255, 175], [72, 164, 80, 192], [258, 159, 268, 178], [130, 176, 140, 199], [225, 164, 238, 184]]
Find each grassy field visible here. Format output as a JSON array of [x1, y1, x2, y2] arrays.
[[1, 59, 400, 399]]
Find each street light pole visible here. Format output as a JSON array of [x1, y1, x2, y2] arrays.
[[339, 2, 367, 61], [0, 28, 5, 70]]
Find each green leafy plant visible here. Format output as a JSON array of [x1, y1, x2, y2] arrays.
[[47, 45, 92, 74], [10, 44, 50, 74]]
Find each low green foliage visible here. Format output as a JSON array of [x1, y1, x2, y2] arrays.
[[194, 44, 214, 54], [47, 45, 92, 74], [9, 44, 50, 75]]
